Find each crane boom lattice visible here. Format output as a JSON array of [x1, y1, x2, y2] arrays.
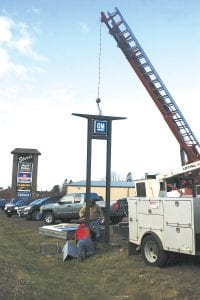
[[101, 7, 200, 164]]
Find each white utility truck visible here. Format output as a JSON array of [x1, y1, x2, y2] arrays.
[[128, 160, 200, 267], [101, 7, 200, 267]]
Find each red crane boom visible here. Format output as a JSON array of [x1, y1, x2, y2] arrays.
[[101, 7, 200, 165]]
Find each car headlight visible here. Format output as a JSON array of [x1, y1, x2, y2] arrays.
[[24, 207, 31, 211]]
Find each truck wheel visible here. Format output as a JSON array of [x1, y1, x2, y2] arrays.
[[31, 210, 41, 221], [110, 216, 123, 224], [43, 211, 55, 225], [141, 235, 168, 267]]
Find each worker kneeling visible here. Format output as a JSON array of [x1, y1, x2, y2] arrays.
[[76, 223, 95, 261], [63, 223, 95, 261]]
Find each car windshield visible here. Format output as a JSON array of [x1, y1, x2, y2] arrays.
[[15, 199, 32, 206], [10, 199, 21, 204], [29, 197, 49, 206], [16, 199, 27, 206]]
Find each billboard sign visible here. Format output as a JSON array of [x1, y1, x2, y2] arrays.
[[17, 172, 32, 183], [16, 191, 31, 198], [18, 154, 33, 163], [18, 162, 33, 172], [17, 183, 32, 191], [15, 154, 35, 198]]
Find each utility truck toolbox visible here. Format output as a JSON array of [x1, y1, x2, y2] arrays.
[[128, 196, 200, 267]]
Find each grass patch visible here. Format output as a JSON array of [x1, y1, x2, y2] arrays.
[[1, 217, 200, 299]]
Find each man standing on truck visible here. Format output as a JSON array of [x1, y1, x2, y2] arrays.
[[79, 199, 104, 240]]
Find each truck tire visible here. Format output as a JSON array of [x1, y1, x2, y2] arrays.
[[141, 235, 168, 267], [31, 210, 41, 221], [110, 216, 123, 224], [43, 211, 55, 225]]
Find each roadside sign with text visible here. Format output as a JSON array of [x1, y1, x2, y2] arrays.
[[17, 172, 32, 183]]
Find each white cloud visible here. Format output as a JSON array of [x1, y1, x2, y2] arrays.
[[0, 47, 26, 76], [0, 16, 13, 43], [0, 14, 47, 73], [12, 21, 47, 62]]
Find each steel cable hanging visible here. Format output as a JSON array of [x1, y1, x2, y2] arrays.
[[96, 20, 102, 115]]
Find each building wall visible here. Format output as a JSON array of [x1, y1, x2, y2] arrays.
[[67, 185, 136, 200]]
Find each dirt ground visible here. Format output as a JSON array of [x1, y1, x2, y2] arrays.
[[2, 211, 200, 299]]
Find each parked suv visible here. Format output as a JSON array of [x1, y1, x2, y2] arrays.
[[17, 196, 60, 221]]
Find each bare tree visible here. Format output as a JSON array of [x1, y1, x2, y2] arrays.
[[126, 172, 133, 182], [111, 171, 123, 182], [51, 185, 60, 195]]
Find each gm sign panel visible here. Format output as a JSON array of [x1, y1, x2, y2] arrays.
[[93, 120, 107, 136]]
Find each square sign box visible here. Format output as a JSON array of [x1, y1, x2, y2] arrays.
[[93, 120, 107, 137]]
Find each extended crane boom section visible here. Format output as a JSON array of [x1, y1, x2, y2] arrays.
[[101, 7, 200, 164]]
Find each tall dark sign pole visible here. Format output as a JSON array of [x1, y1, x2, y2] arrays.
[[72, 113, 126, 243], [105, 120, 112, 243], [85, 118, 92, 226]]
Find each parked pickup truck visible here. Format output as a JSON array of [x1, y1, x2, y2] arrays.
[[40, 192, 125, 225]]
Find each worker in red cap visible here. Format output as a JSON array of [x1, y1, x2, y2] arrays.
[[75, 222, 95, 261]]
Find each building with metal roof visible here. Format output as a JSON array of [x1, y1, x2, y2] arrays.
[[65, 180, 135, 200]]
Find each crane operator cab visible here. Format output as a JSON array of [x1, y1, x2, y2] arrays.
[[135, 174, 195, 198], [135, 176, 167, 198]]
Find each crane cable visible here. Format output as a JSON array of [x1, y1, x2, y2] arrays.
[[96, 20, 102, 115]]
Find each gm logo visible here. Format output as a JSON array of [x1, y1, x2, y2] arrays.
[[93, 120, 107, 135]]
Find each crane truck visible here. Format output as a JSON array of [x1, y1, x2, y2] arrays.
[[101, 7, 200, 266]]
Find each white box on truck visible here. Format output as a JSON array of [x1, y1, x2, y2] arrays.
[[128, 197, 200, 266]]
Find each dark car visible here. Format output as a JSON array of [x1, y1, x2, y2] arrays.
[[117, 197, 128, 217], [0, 198, 10, 211], [17, 196, 60, 221], [4, 198, 34, 217]]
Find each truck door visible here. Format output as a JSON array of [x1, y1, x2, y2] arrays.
[[163, 199, 195, 254], [56, 195, 74, 218], [72, 194, 83, 218], [128, 198, 138, 242]]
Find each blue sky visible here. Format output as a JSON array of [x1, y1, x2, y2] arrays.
[[1, 0, 200, 190]]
